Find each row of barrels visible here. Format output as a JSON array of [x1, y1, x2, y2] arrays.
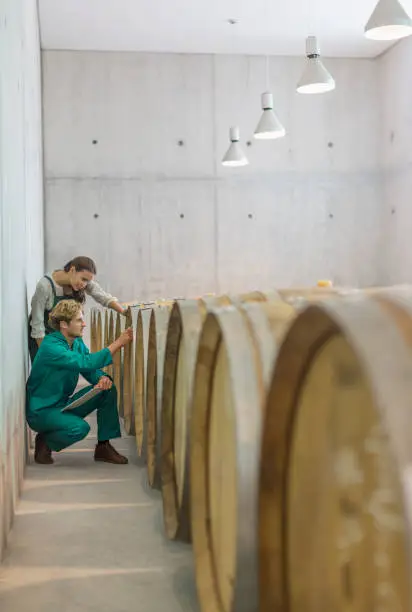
[[90, 285, 412, 612]]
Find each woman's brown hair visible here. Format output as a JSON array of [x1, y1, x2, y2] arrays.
[[63, 256, 97, 304]]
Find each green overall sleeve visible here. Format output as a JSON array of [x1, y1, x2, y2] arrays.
[[75, 338, 111, 386], [41, 339, 113, 373]]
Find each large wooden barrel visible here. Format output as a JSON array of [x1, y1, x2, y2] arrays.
[[146, 302, 173, 488], [161, 299, 204, 541], [102, 309, 112, 376], [90, 309, 97, 353], [161, 291, 284, 542], [108, 311, 114, 343], [104, 309, 110, 346], [105, 310, 114, 378], [259, 291, 412, 612], [277, 286, 358, 308], [190, 299, 297, 612], [236, 290, 280, 303], [134, 307, 153, 458], [161, 292, 275, 542], [95, 311, 103, 352], [112, 312, 124, 416], [122, 308, 135, 435]]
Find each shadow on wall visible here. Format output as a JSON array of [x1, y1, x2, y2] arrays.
[[1, 283, 34, 561], [0, 408, 26, 561], [0, 0, 44, 562]]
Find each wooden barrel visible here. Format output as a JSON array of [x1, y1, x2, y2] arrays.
[[105, 310, 114, 378], [122, 308, 135, 435], [146, 302, 173, 488], [104, 309, 110, 346], [134, 307, 153, 458], [112, 312, 124, 416], [190, 299, 298, 612], [103, 309, 109, 368], [363, 283, 412, 296], [95, 311, 103, 352], [198, 295, 231, 312], [277, 286, 359, 308], [102, 309, 111, 376], [237, 290, 282, 303], [161, 299, 205, 541], [108, 310, 114, 343], [90, 309, 97, 353], [161, 292, 282, 542], [259, 291, 412, 612]]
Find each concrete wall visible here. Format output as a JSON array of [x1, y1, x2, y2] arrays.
[[0, 0, 44, 559], [43, 51, 383, 301], [379, 38, 412, 284]]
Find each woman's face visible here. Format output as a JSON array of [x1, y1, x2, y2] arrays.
[[69, 266, 94, 291]]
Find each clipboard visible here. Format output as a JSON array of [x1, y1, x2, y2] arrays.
[[62, 387, 102, 412]]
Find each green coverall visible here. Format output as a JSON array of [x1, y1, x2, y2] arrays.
[[26, 332, 121, 452]]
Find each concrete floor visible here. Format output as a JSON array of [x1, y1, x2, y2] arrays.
[[0, 416, 199, 612]]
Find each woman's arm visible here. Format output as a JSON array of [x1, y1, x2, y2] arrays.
[[86, 280, 125, 314], [108, 300, 126, 315], [30, 279, 53, 341]]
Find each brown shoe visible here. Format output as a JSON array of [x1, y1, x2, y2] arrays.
[[94, 441, 128, 465], [34, 434, 54, 465]]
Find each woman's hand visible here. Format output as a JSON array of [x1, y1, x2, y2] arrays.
[[109, 300, 127, 316], [95, 376, 113, 391]]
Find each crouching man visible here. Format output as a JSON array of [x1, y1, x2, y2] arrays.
[[26, 299, 133, 465]]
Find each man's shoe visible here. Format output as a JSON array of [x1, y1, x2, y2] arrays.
[[94, 441, 128, 465], [34, 434, 54, 465]]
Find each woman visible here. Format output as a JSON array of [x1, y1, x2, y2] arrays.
[[29, 256, 125, 362]]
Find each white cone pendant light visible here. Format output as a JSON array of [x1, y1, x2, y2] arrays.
[[297, 36, 335, 94], [254, 92, 286, 140], [365, 0, 412, 40], [222, 127, 249, 167]]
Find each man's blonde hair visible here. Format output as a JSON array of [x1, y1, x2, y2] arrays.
[[49, 300, 83, 331]]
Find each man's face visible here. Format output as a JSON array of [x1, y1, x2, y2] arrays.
[[66, 312, 86, 338]]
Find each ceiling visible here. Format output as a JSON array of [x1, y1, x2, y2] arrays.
[[38, 0, 412, 58]]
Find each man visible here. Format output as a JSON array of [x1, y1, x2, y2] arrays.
[[26, 299, 133, 465]]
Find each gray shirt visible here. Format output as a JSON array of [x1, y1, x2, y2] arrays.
[[30, 274, 118, 339]]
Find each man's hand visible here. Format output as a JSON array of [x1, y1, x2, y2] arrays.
[[95, 376, 113, 391], [118, 327, 133, 347], [108, 327, 133, 356]]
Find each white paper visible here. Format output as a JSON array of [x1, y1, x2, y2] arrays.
[[62, 387, 102, 411]]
